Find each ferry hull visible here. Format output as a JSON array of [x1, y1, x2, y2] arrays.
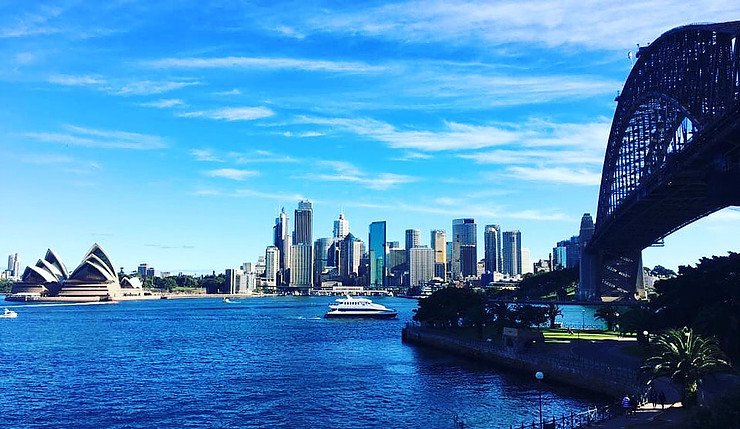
[[324, 311, 397, 319]]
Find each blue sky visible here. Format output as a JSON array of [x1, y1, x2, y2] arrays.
[[1, 1, 738, 274]]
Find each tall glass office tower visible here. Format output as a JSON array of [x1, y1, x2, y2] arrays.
[[502, 230, 522, 276], [368, 221, 387, 288]]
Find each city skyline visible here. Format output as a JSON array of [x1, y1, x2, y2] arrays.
[[2, 2, 740, 274]]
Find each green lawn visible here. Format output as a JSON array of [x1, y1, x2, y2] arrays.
[[542, 328, 637, 342]]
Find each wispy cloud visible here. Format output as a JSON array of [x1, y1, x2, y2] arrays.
[[193, 188, 308, 202], [212, 89, 241, 96], [48, 74, 199, 96], [284, 0, 739, 50], [506, 166, 602, 186], [303, 160, 417, 190], [178, 106, 275, 121], [24, 125, 168, 150], [145, 56, 386, 73], [204, 168, 259, 181], [0, 6, 64, 38], [282, 130, 324, 138], [140, 98, 186, 109], [190, 149, 224, 162]]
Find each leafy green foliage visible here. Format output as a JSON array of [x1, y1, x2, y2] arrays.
[[545, 303, 562, 328], [514, 267, 578, 300], [413, 287, 487, 329], [594, 305, 621, 331], [650, 252, 740, 364], [0, 279, 13, 294], [642, 328, 729, 406]]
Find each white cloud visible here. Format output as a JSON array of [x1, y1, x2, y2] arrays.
[[145, 56, 385, 73], [289, 0, 739, 51], [204, 168, 259, 181], [305, 160, 417, 190], [190, 149, 223, 162], [212, 89, 241, 96], [507, 166, 602, 186], [116, 80, 199, 95], [275, 25, 306, 40], [179, 106, 275, 121], [24, 125, 168, 150], [140, 98, 186, 109], [49, 74, 106, 86]]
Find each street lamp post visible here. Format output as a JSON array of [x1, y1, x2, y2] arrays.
[[536, 371, 544, 429], [579, 309, 585, 338]]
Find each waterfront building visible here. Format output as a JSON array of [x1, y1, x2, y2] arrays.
[[264, 246, 279, 287], [409, 246, 435, 287], [502, 230, 522, 276], [368, 221, 387, 288], [333, 212, 350, 240], [290, 244, 312, 288], [484, 224, 501, 273], [388, 241, 400, 249], [9, 244, 128, 301], [255, 256, 266, 276], [225, 268, 248, 294], [452, 218, 477, 278], [388, 247, 407, 285], [314, 238, 333, 287], [553, 236, 580, 270], [273, 208, 291, 283], [146, 267, 155, 278]]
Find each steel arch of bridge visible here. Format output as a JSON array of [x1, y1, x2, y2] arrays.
[[579, 21, 740, 301]]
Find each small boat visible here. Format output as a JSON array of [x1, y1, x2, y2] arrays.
[[223, 298, 233, 304], [324, 295, 397, 319], [1, 308, 18, 319]]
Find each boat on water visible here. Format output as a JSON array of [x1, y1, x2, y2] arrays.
[[324, 295, 397, 319], [223, 298, 233, 303], [1, 308, 18, 319]]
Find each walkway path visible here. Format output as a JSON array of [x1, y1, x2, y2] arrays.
[[589, 403, 688, 429]]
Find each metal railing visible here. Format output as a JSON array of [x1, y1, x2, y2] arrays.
[[511, 403, 620, 429]]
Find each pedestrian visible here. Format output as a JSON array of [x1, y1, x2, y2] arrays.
[[622, 395, 631, 416], [648, 387, 657, 407], [658, 391, 666, 409], [630, 395, 638, 414]]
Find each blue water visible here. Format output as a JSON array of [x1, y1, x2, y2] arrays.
[[1, 297, 604, 428]]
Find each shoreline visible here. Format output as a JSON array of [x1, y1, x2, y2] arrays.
[[402, 325, 641, 399]]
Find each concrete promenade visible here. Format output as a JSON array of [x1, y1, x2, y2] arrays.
[[588, 403, 687, 429]]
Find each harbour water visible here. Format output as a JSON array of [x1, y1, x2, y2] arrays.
[[1, 297, 606, 428]]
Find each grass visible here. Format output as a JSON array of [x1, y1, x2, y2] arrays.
[[542, 328, 637, 342]]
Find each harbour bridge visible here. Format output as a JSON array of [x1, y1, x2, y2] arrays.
[[579, 21, 740, 301]]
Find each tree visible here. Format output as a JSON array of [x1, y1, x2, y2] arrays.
[[545, 304, 562, 329], [594, 305, 621, 331], [642, 328, 729, 406], [413, 287, 487, 329], [650, 265, 676, 277], [619, 306, 655, 345], [0, 279, 13, 294], [513, 305, 548, 329]]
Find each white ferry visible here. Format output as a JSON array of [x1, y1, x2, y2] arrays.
[[324, 295, 397, 319], [1, 308, 18, 319]]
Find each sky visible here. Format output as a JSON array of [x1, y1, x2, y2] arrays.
[[1, 1, 739, 275]]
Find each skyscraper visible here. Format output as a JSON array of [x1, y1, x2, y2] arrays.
[[578, 213, 596, 301], [521, 247, 532, 275], [333, 212, 350, 240], [452, 218, 477, 277], [294, 200, 313, 246], [368, 221, 387, 288], [313, 238, 332, 286], [7, 253, 19, 278], [409, 247, 435, 287], [484, 224, 501, 273], [273, 208, 291, 283], [431, 230, 447, 280], [405, 228, 420, 268], [339, 233, 362, 280], [502, 230, 522, 276], [264, 246, 279, 287], [290, 244, 313, 288]]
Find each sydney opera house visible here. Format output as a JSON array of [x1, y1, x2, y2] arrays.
[[6, 244, 142, 302]]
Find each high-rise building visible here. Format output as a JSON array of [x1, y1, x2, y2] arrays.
[[502, 230, 522, 276], [264, 246, 280, 287], [452, 218, 477, 277], [294, 200, 313, 245], [405, 229, 420, 252], [313, 238, 332, 286], [368, 221, 387, 288], [137, 263, 149, 278], [225, 268, 247, 294], [255, 256, 266, 276], [273, 208, 291, 282], [7, 253, 20, 278], [289, 244, 312, 288], [431, 230, 447, 280], [333, 212, 350, 240], [484, 224, 501, 273], [578, 213, 596, 301], [553, 236, 580, 269], [521, 247, 532, 275], [339, 233, 362, 280], [409, 246, 435, 287]]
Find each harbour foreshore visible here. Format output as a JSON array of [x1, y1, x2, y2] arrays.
[[402, 325, 641, 399]]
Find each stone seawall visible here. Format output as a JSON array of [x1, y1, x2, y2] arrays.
[[402, 326, 640, 399]]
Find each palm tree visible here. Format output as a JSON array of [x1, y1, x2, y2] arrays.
[[642, 328, 729, 406]]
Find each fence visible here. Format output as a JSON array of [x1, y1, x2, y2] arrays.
[[510, 403, 620, 429]]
